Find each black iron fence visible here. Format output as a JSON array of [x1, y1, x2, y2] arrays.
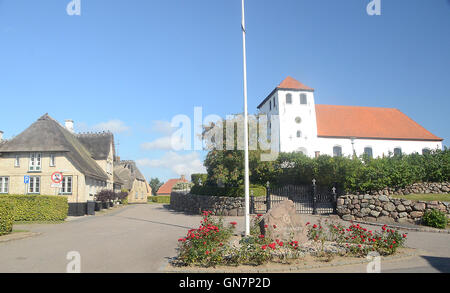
[[250, 180, 340, 215]]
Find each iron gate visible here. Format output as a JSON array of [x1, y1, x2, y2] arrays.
[[250, 183, 338, 215]]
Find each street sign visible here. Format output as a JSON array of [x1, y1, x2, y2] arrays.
[[24, 175, 30, 184], [51, 172, 63, 184], [51, 183, 62, 188]]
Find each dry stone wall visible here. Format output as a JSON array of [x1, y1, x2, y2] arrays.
[[337, 193, 450, 224]]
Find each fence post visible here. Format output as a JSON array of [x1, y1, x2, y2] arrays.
[[266, 181, 271, 212], [332, 186, 337, 214], [312, 178, 317, 215]]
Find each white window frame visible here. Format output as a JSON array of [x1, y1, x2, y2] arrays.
[[29, 153, 42, 172], [300, 93, 307, 105], [50, 154, 55, 167], [14, 155, 20, 167], [0, 177, 9, 194], [286, 94, 292, 104], [333, 146, 343, 157], [28, 176, 40, 194], [60, 176, 72, 195]]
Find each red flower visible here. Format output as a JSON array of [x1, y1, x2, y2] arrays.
[[273, 225, 277, 229], [230, 222, 237, 226], [313, 224, 317, 229], [259, 234, 265, 239], [262, 245, 267, 250], [257, 214, 263, 217], [264, 225, 268, 228], [306, 222, 310, 226], [279, 241, 284, 247], [269, 243, 276, 249], [403, 234, 407, 238], [205, 250, 210, 255]]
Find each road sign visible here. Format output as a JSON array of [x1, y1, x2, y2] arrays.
[[51, 183, 62, 188], [24, 176, 30, 184], [51, 172, 63, 184]]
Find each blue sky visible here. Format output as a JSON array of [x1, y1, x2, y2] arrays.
[[0, 0, 449, 183]]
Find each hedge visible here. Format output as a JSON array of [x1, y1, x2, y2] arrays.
[[149, 196, 171, 204], [0, 200, 14, 235], [189, 185, 266, 198], [0, 195, 68, 222]]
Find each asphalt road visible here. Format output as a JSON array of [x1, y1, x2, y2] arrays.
[[0, 204, 449, 273]]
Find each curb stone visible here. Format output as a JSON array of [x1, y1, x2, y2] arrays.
[[163, 250, 418, 273], [345, 219, 450, 234]]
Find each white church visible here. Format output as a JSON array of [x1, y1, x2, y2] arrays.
[[257, 76, 443, 158]]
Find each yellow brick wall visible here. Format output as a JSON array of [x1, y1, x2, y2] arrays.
[[0, 152, 108, 203]]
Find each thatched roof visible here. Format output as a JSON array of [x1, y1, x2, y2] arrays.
[[76, 132, 115, 160], [0, 114, 109, 181], [113, 160, 146, 190]]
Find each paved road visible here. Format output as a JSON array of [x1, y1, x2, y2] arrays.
[[0, 204, 241, 273], [0, 204, 449, 273]]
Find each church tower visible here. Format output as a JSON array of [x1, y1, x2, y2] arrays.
[[257, 76, 318, 156]]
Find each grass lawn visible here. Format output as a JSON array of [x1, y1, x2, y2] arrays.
[[391, 194, 450, 202]]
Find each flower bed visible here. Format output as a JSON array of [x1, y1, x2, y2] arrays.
[[171, 212, 408, 268]]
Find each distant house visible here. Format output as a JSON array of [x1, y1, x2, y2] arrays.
[[0, 114, 120, 216], [157, 176, 188, 196], [114, 160, 151, 203]]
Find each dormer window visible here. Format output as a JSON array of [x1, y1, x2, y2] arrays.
[[300, 94, 307, 105], [286, 94, 292, 104], [29, 153, 42, 172]]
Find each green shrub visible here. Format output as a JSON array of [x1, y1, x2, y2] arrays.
[[0, 195, 68, 222], [422, 209, 448, 229], [190, 185, 266, 198], [149, 196, 171, 204], [0, 200, 14, 235]]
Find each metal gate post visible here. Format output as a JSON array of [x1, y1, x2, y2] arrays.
[[332, 186, 337, 214], [266, 181, 271, 212], [250, 190, 255, 214], [312, 179, 317, 215]]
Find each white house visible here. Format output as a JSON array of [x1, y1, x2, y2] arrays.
[[257, 76, 443, 158]]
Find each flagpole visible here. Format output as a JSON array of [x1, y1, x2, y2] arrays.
[[241, 0, 250, 236]]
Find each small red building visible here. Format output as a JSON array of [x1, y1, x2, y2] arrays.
[[156, 176, 188, 196]]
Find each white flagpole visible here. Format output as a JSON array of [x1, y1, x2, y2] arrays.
[[241, 0, 250, 236]]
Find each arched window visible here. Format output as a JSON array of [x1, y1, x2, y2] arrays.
[[364, 147, 373, 158], [286, 94, 292, 104], [296, 130, 302, 138], [333, 146, 342, 157], [394, 148, 402, 156], [422, 148, 430, 155], [300, 93, 307, 105]]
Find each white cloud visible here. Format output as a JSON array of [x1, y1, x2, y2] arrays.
[[137, 151, 206, 178], [92, 120, 130, 133], [141, 136, 187, 151], [76, 120, 130, 134], [151, 120, 176, 135]]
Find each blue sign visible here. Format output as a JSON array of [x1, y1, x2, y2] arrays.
[[24, 176, 30, 184]]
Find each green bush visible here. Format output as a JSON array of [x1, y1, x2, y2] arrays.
[[0, 200, 14, 235], [0, 195, 68, 222], [190, 185, 266, 198], [149, 196, 171, 204], [422, 209, 448, 229]]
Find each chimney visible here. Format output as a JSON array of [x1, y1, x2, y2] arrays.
[[65, 120, 74, 133], [0, 131, 3, 141], [180, 175, 186, 181]]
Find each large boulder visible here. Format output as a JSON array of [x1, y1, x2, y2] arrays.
[[259, 200, 308, 243]]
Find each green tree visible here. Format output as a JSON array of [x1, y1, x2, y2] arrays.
[[149, 178, 164, 195]]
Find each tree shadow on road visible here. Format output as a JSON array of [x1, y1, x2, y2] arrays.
[[421, 256, 450, 273]]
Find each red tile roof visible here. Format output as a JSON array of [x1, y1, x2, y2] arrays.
[[315, 105, 442, 141], [156, 178, 188, 195], [277, 76, 314, 91]]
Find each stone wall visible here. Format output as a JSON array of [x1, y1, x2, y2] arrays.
[[368, 182, 450, 196], [337, 194, 450, 224], [170, 192, 245, 216]]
